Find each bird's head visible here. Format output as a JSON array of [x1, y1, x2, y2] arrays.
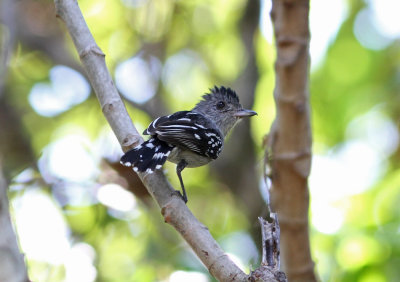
[[192, 86, 257, 136]]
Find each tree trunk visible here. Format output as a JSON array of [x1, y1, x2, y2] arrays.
[[268, 0, 317, 281]]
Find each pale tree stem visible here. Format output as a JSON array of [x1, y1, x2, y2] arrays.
[[0, 0, 29, 280], [267, 0, 317, 281], [53, 0, 248, 280], [0, 163, 29, 282]]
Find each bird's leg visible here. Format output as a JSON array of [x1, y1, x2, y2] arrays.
[[176, 159, 188, 203]]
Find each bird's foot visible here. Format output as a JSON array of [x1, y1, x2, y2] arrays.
[[173, 190, 188, 204]]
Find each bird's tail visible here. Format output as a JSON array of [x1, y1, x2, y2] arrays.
[[120, 138, 173, 173]]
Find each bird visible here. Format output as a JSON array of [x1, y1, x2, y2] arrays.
[[120, 86, 257, 203]]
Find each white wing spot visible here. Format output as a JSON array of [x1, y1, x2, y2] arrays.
[[146, 168, 153, 174], [133, 167, 138, 172], [160, 125, 197, 129], [146, 143, 155, 148], [153, 152, 166, 159], [194, 134, 201, 140], [156, 164, 162, 169], [152, 117, 161, 126]]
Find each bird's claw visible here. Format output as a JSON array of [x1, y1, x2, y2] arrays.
[[174, 190, 188, 204]]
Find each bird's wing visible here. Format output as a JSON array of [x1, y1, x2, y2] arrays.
[[143, 111, 192, 136], [143, 111, 223, 159]]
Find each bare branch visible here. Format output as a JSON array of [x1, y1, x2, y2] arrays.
[[53, 0, 248, 280], [267, 0, 317, 280], [259, 215, 280, 269], [249, 217, 286, 282]]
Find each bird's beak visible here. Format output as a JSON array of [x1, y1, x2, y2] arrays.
[[234, 109, 258, 118]]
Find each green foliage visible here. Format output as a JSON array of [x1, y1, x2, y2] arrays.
[[2, 0, 400, 281]]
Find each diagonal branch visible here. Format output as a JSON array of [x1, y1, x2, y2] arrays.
[[53, 0, 247, 280]]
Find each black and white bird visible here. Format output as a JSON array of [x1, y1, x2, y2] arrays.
[[120, 86, 257, 203]]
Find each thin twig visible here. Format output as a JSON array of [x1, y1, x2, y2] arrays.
[[250, 215, 287, 282], [259, 215, 281, 269]]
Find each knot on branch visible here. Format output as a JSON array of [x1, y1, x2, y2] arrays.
[[271, 150, 311, 178], [79, 44, 105, 59], [160, 195, 187, 224], [276, 36, 308, 66], [273, 150, 311, 162], [274, 94, 309, 113], [208, 254, 232, 276], [275, 214, 308, 230], [249, 265, 287, 282], [121, 134, 142, 151], [259, 215, 281, 269]]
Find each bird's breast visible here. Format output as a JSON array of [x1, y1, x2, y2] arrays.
[[167, 147, 212, 168]]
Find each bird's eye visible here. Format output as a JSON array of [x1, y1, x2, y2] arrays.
[[216, 101, 225, 109]]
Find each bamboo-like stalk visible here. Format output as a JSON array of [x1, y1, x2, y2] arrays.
[[268, 0, 317, 281]]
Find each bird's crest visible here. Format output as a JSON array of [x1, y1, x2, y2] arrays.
[[201, 86, 240, 105]]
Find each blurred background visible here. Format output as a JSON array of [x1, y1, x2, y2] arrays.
[[0, 0, 399, 281]]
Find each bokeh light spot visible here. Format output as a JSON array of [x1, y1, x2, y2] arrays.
[[354, 0, 400, 50], [115, 56, 161, 104], [169, 271, 209, 282], [65, 243, 97, 282], [311, 203, 344, 234], [40, 134, 98, 183], [162, 50, 210, 110], [353, 8, 392, 50], [260, 0, 347, 68], [369, 0, 400, 39], [97, 183, 137, 212], [326, 39, 371, 84], [13, 190, 70, 264], [336, 235, 389, 270], [29, 65, 90, 117]]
